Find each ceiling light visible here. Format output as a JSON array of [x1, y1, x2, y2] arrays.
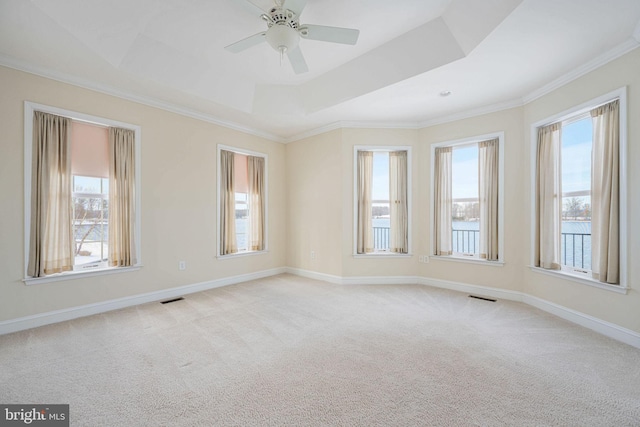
[[265, 24, 300, 62]]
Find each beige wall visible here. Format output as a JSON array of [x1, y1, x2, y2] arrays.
[[285, 111, 524, 289], [285, 48, 640, 333], [0, 66, 286, 322], [285, 129, 344, 276], [521, 48, 640, 333], [1, 47, 639, 335], [418, 107, 525, 292]]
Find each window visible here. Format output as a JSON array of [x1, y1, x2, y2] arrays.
[[452, 144, 479, 256], [532, 88, 626, 288], [73, 176, 109, 269], [431, 133, 503, 262], [24, 102, 141, 282], [560, 116, 592, 273], [218, 146, 267, 257], [354, 147, 410, 255]]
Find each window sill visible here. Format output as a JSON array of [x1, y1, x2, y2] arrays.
[[353, 253, 412, 259], [217, 250, 268, 259], [24, 265, 142, 285], [529, 266, 628, 294], [430, 255, 504, 267]]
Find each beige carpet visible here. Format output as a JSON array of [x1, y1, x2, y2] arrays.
[[1, 274, 639, 426]]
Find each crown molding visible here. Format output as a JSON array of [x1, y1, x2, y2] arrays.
[[417, 98, 524, 129], [0, 55, 284, 143], [288, 37, 640, 142], [3, 34, 639, 145], [522, 37, 640, 104], [282, 120, 422, 143]]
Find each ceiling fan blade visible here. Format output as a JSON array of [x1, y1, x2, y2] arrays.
[[282, 0, 308, 17], [287, 46, 308, 74], [300, 24, 360, 45], [224, 32, 267, 53]]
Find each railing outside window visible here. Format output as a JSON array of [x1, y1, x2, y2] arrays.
[[561, 232, 591, 270], [452, 229, 479, 255], [373, 227, 389, 251]]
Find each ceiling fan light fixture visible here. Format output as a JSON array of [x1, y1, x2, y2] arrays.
[[265, 24, 300, 54]]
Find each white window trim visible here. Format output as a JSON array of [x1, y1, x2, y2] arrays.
[[23, 101, 142, 284], [429, 132, 505, 264], [529, 86, 628, 289], [216, 144, 269, 259], [352, 145, 413, 257]]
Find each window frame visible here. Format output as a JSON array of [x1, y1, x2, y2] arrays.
[[352, 145, 412, 257], [529, 87, 628, 293], [23, 101, 142, 284], [216, 144, 269, 258], [430, 132, 505, 265], [558, 113, 592, 277]]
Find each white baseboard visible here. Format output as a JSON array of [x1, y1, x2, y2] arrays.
[[417, 277, 524, 302], [3, 266, 639, 349], [284, 267, 344, 284], [286, 268, 640, 349], [522, 294, 640, 349], [284, 267, 420, 286], [0, 268, 285, 335]]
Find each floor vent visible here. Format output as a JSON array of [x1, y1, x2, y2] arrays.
[[468, 295, 497, 302], [161, 297, 184, 304]]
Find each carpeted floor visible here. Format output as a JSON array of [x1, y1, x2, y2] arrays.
[[1, 274, 639, 426]]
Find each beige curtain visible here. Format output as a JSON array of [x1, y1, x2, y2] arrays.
[[434, 147, 452, 255], [356, 151, 374, 254], [108, 127, 137, 267], [590, 100, 619, 284], [27, 111, 74, 277], [220, 150, 237, 255], [247, 155, 265, 252], [535, 123, 562, 270], [389, 151, 408, 254], [478, 139, 499, 261]]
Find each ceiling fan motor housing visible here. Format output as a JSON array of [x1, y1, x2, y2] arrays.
[[264, 6, 301, 54], [266, 7, 299, 29]]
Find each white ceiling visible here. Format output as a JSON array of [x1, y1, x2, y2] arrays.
[[1, 0, 639, 141]]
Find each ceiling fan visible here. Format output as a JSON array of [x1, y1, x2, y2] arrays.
[[225, 0, 360, 74]]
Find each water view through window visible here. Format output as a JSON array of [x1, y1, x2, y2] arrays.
[[560, 117, 592, 270]]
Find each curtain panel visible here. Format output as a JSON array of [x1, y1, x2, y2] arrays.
[[356, 151, 374, 254], [590, 100, 620, 284], [389, 151, 408, 254], [434, 147, 452, 255], [220, 150, 238, 255], [247, 155, 265, 252], [478, 139, 499, 261], [535, 122, 562, 270], [27, 111, 74, 277], [108, 127, 137, 267]]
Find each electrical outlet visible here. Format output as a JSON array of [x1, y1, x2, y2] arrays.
[[423, 255, 429, 263], [310, 251, 316, 260], [418, 255, 424, 263], [179, 261, 186, 271]]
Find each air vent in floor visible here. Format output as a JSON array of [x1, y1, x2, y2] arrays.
[[468, 295, 497, 302], [161, 297, 184, 304]]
